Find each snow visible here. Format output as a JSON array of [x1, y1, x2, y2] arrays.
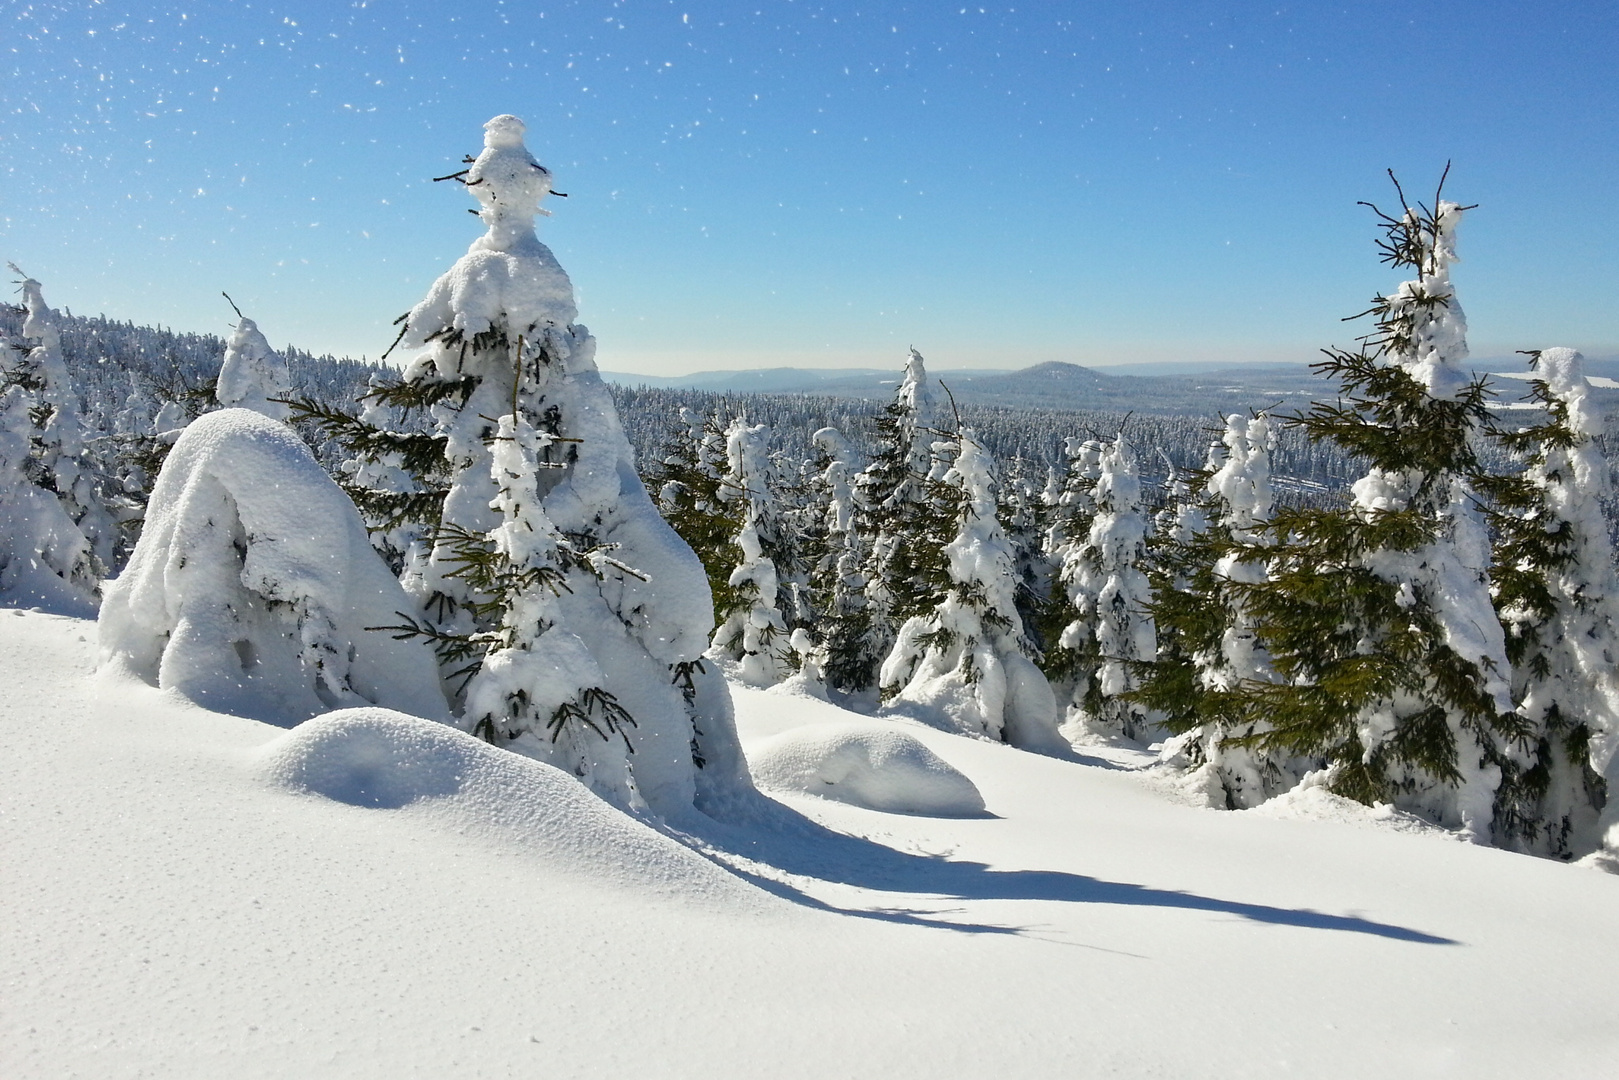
[[215, 316, 291, 420], [9, 607, 1619, 1077], [746, 719, 986, 816], [98, 409, 448, 726]]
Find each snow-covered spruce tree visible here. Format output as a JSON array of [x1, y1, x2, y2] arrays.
[[215, 299, 292, 421], [1045, 433, 1156, 742], [1136, 413, 1310, 808], [998, 452, 1051, 654], [1478, 348, 1618, 858], [879, 426, 1064, 749], [1232, 172, 1521, 841], [335, 377, 433, 575], [296, 114, 751, 814], [1034, 436, 1104, 659], [648, 406, 741, 620], [804, 425, 879, 696], [0, 328, 97, 608], [6, 268, 115, 578], [709, 418, 795, 687], [857, 348, 947, 651]]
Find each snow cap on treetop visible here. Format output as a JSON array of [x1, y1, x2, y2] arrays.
[[467, 112, 557, 254]]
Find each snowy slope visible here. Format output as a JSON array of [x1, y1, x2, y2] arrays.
[[5, 609, 1619, 1078]]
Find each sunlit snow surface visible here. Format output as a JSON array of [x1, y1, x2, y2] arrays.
[[5, 609, 1619, 1078]]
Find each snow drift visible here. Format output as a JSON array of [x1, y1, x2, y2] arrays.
[[98, 409, 448, 725], [255, 706, 753, 898], [746, 720, 987, 816]]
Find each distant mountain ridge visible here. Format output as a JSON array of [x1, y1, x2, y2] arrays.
[[602, 356, 1619, 417]]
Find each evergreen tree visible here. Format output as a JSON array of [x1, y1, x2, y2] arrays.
[[998, 451, 1050, 653], [7, 268, 114, 577], [291, 114, 750, 813], [709, 418, 795, 686], [648, 406, 742, 619], [1232, 172, 1522, 841], [1035, 436, 1104, 661], [215, 302, 292, 421], [1480, 348, 1617, 857], [804, 425, 879, 696], [857, 348, 947, 653], [1047, 432, 1157, 742], [1136, 413, 1308, 807], [879, 426, 1063, 748]]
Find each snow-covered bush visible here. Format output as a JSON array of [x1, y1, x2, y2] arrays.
[[880, 428, 1065, 751], [97, 409, 449, 725]]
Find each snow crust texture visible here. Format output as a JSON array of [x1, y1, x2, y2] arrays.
[[747, 720, 986, 816], [98, 409, 448, 725]]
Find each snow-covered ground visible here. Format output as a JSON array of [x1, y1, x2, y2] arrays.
[[5, 607, 1618, 1078]]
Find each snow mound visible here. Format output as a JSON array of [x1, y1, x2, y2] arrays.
[[746, 721, 986, 816], [257, 707, 756, 899], [98, 409, 448, 726], [1246, 771, 1458, 839]]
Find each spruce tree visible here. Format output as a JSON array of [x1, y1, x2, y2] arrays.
[[215, 301, 292, 420], [857, 348, 946, 652], [1047, 433, 1157, 742], [1136, 413, 1308, 807], [290, 114, 750, 813], [6, 268, 114, 578], [1480, 348, 1617, 857], [648, 406, 741, 619], [804, 425, 880, 696], [709, 418, 794, 686], [879, 426, 1063, 747], [1231, 171, 1522, 841]]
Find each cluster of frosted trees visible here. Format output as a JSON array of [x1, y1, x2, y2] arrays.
[[5, 140, 1619, 861], [3, 116, 754, 823], [648, 177, 1619, 861]]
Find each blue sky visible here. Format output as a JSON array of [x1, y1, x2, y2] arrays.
[[5, 1, 1616, 375]]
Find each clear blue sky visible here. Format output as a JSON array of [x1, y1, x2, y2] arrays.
[[5, 1, 1616, 375]]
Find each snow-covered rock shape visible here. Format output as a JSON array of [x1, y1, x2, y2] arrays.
[[881, 429, 1066, 753], [394, 114, 751, 818], [98, 409, 449, 726], [216, 316, 291, 420], [746, 721, 986, 816]]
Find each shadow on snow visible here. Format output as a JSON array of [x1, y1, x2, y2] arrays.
[[677, 791, 1457, 945]]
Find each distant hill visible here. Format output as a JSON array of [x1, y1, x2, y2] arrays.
[[603, 356, 1619, 417], [602, 360, 1335, 416]]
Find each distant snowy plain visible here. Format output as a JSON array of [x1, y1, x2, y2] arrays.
[[4, 608, 1618, 1078]]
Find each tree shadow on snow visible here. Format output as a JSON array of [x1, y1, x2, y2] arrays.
[[678, 793, 1456, 945]]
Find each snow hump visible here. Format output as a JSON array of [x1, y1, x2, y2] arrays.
[[746, 721, 987, 817], [256, 707, 755, 901], [98, 409, 448, 726]]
